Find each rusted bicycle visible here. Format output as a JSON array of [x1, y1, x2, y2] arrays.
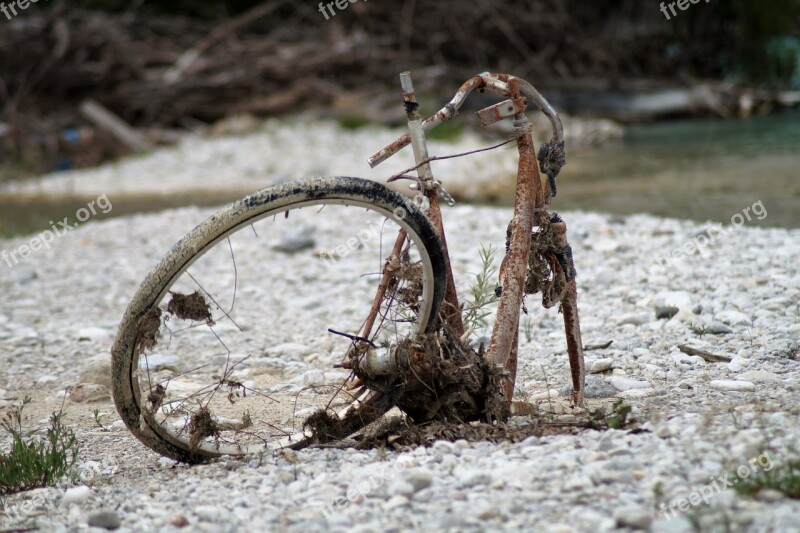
[[111, 71, 586, 462]]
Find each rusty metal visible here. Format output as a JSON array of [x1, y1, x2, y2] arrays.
[[484, 77, 536, 402], [365, 70, 584, 411], [357, 230, 407, 342], [552, 221, 586, 407], [368, 75, 485, 168], [476, 99, 524, 126], [399, 71, 464, 336]]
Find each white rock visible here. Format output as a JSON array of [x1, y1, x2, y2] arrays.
[[619, 388, 657, 399], [402, 469, 433, 492], [458, 469, 492, 488], [384, 495, 410, 510], [738, 370, 779, 383], [710, 380, 755, 392], [591, 238, 620, 252], [727, 357, 744, 372], [138, 353, 180, 371], [653, 291, 693, 311], [387, 480, 414, 497], [266, 342, 311, 360], [77, 327, 111, 342], [714, 310, 751, 326], [608, 376, 651, 391], [614, 505, 652, 530], [618, 313, 651, 326], [194, 505, 220, 522], [62, 486, 92, 506], [587, 358, 614, 373]]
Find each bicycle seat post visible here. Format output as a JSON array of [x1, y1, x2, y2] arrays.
[[398, 71, 465, 336], [399, 71, 435, 187]]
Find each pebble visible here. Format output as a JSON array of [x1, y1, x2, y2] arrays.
[[587, 358, 614, 373], [77, 327, 112, 343], [579, 375, 618, 398], [458, 469, 492, 488], [619, 388, 657, 399], [618, 313, 651, 326], [653, 291, 693, 311], [738, 370, 779, 383], [87, 510, 122, 530], [707, 323, 733, 335], [273, 235, 316, 253], [62, 486, 92, 506], [608, 376, 651, 391], [1, 120, 799, 533], [387, 480, 415, 497], [655, 306, 679, 320], [68, 383, 111, 403], [384, 495, 410, 510], [709, 379, 756, 392], [614, 505, 652, 530], [714, 310, 751, 326], [403, 469, 433, 492]]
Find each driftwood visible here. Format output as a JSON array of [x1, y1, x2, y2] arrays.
[[1, 3, 797, 171], [678, 344, 732, 364], [79, 100, 151, 152]]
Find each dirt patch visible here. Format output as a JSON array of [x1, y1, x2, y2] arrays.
[[353, 415, 586, 450], [167, 291, 214, 324]]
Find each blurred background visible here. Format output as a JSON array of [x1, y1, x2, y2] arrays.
[[1, 0, 798, 236]]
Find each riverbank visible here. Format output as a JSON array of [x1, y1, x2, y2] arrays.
[[1, 178, 799, 530]]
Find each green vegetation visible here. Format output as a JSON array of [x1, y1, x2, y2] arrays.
[[462, 244, 499, 332], [736, 457, 800, 499], [0, 397, 80, 495]]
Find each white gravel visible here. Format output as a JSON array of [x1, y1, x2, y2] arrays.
[[0, 116, 620, 203], [1, 122, 799, 532]]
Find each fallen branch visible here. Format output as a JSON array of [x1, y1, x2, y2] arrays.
[[79, 99, 151, 153], [678, 344, 732, 363]]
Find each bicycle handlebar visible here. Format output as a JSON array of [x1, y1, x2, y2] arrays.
[[367, 72, 564, 169]]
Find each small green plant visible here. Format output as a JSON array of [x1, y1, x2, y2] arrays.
[[587, 399, 633, 430], [462, 244, 499, 332], [735, 458, 800, 499], [690, 322, 709, 338], [522, 315, 534, 344], [607, 399, 632, 429], [0, 397, 80, 495], [92, 409, 106, 430]]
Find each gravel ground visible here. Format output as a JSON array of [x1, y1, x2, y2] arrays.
[[1, 125, 799, 532], [0, 116, 621, 203]]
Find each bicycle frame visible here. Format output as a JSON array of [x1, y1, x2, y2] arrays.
[[368, 71, 585, 408]]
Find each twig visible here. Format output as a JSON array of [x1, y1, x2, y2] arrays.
[[583, 340, 613, 351], [678, 344, 732, 363]]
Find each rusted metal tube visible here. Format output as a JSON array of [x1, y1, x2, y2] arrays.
[[484, 78, 535, 402], [552, 221, 585, 407], [399, 72, 464, 336], [368, 75, 485, 168]]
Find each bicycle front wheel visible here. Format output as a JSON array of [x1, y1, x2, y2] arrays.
[[111, 177, 446, 462]]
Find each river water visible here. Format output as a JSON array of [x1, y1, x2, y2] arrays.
[[0, 111, 798, 238], [552, 109, 799, 229]]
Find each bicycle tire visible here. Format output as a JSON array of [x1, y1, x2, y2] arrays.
[[111, 176, 446, 462]]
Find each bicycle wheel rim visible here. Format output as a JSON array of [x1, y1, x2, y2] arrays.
[[112, 177, 446, 460]]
